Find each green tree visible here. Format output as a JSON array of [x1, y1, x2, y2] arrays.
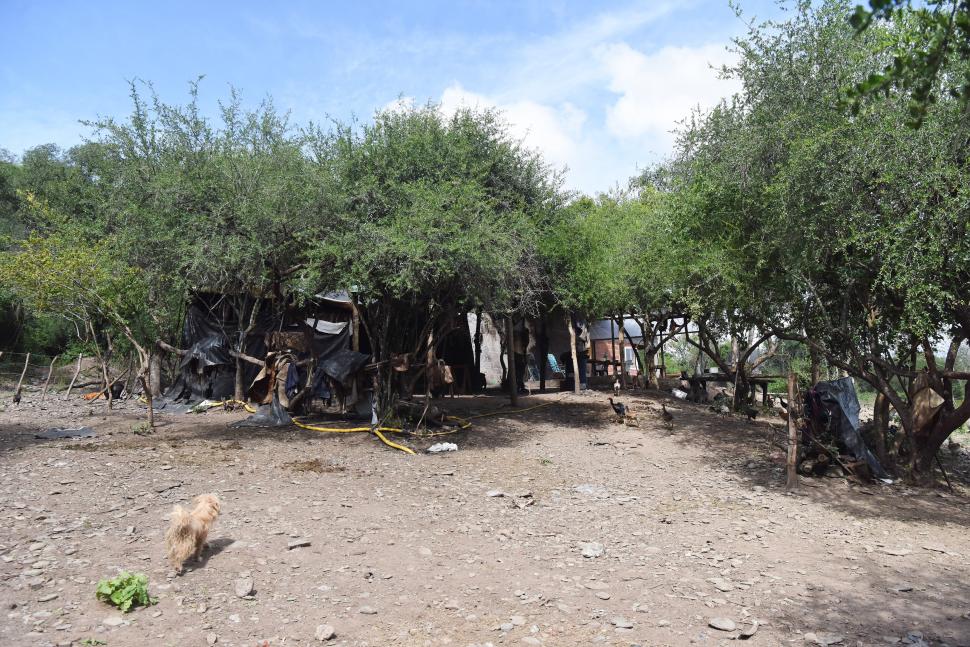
[[307, 102, 562, 414], [849, 0, 970, 126]]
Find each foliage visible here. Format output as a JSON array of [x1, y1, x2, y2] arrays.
[[848, 0, 970, 126], [95, 571, 157, 613]]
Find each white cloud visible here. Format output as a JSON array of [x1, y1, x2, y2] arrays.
[[599, 42, 739, 146], [440, 83, 586, 170]]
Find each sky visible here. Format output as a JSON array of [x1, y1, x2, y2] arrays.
[[0, 0, 787, 195]]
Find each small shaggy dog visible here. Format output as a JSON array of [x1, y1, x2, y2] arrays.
[[164, 494, 221, 573]]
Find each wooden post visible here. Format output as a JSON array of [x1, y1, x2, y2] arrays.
[[41, 355, 59, 402], [785, 372, 799, 490], [473, 308, 483, 389], [506, 316, 519, 406], [538, 314, 548, 393], [65, 354, 83, 399], [14, 353, 30, 403], [617, 316, 627, 389], [610, 319, 616, 375], [566, 313, 580, 394]]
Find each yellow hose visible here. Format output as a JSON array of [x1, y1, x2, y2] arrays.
[[291, 396, 565, 452]]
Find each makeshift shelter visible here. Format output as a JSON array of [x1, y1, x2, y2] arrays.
[[803, 377, 892, 481], [164, 292, 369, 413]]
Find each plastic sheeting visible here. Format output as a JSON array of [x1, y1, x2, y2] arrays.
[[230, 394, 293, 428], [805, 377, 891, 480]]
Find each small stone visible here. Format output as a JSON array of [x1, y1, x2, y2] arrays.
[[418, 546, 433, 557], [38, 594, 59, 602], [234, 577, 254, 598], [103, 615, 125, 627], [739, 622, 759, 639], [595, 591, 611, 600], [486, 490, 506, 497], [708, 577, 734, 592], [287, 539, 311, 550], [612, 617, 634, 629], [499, 623, 514, 632], [581, 542, 605, 558], [206, 633, 218, 645], [314, 624, 336, 641], [708, 617, 736, 632], [881, 547, 911, 556], [359, 605, 377, 615], [510, 615, 526, 626], [522, 638, 541, 646], [808, 633, 844, 646]]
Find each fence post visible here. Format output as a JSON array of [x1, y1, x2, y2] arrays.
[[41, 355, 59, 402], [785, 372, 799, 490], [13, 353, 30, 403], [65, 354, 83, 399]]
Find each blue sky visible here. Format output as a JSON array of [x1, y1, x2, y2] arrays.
[[0, 0, 785, 194]]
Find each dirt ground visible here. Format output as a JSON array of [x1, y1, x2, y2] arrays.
[[2, 384, 970, 647]]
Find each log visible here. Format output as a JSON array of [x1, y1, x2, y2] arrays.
[[13, 353, 29, 404], [64, 353, 84, 400], [785, 372, 799, 490], [41, 354, 59, 402]]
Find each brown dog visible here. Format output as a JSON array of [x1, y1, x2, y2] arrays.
[[164, 494, 220, 573]]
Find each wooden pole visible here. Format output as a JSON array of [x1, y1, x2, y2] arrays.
[[610, 319, 616, 374], [785, 372, 799, 490], [473, 308, 483, 389], [506, 316, 519, 406], [41, 354, 59, 402], [13, 353, 30, 403], [65, 354, 83, 399], [617, 316, 627, 389], [566, 313, 580, 394], [538, 315, 546, 393]]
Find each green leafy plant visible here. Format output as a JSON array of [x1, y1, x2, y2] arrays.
[[95, 571, 157, 612], [80, 639, 107, 646]]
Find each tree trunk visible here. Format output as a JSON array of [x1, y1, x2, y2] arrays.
[[149, 353, 162, 397], [872, 392, 890, 466], [139, 373, 154, 428], [506, 317, 519, 406], [810, 347, 821, 385], [786, 372, 799, 490], [566, 313, 580, 394]]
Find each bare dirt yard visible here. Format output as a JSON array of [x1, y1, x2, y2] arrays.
[[2, 386, 970, 647]]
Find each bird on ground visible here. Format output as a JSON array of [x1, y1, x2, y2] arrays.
[[613, 377, 621, 397], [12, 390, 21, 405], [660, 403, 674, 428], [744, 405, 759, 421], [608, 397, 626, 418]]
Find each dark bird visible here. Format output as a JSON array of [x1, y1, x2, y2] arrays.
[[744, 405, 759, 421], [608, 397, 626, 418], [660, 403, 673, 425], [12, 390, 21, 405]]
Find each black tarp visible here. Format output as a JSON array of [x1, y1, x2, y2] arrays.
[[805, 377, 892, 481], [229, 394, 293, 428], [164, 294, 363, 406]]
